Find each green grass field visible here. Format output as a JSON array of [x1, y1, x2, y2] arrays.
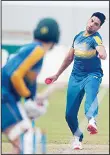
[[2, 84, 109, 146]]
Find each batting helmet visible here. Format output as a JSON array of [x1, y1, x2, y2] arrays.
[[33, 18, 60, 43]]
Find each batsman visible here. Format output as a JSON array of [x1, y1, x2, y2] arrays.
[[2, 18, 60, 154]]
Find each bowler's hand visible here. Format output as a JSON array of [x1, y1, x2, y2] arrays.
[[46, 74, 59, 83], [96, 46, 107, 60]]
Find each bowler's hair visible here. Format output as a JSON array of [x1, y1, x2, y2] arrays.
[[91, 12, 106, 26]]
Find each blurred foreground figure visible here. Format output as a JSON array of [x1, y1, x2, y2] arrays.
[[1, 18, 60, 154]]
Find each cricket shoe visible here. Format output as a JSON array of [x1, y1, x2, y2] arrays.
[[87, 117, 98, 134], [72, 136, 83, 150]]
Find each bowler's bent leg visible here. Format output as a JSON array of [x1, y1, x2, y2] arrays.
[[65, 75, 85, 142]]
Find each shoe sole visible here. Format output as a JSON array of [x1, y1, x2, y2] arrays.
[[87, 125, 98, 134]]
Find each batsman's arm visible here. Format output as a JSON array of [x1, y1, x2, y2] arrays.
[[56, 47, 75, 77], [11, 46, 45, 97]]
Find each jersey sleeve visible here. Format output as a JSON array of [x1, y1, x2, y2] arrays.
[[72, 35, 78, 48], [93, 34, 103, 49], [72, 32, 82, 48], [11, 46, 45, 98]]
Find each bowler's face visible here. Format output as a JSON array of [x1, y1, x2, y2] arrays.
[[86, 16, 101, 34]]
